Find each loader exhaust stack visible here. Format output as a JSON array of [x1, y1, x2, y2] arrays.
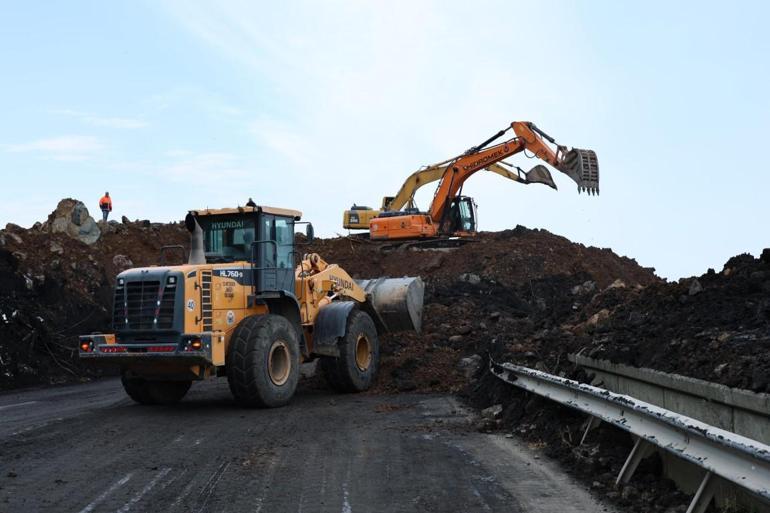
[[185, 213, 206, 265]]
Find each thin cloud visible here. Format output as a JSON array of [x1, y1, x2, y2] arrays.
[[52, 109, 148, 129], [4, 135, 104, 161], [249, 119, 313, 168], [159, 152, 251, 182]]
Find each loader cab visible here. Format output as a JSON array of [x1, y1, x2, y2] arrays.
[[446, 196, 477, 234], [193, 205, 302, 296]]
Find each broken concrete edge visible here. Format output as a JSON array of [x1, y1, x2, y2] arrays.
[[568, 354, 770, 417]]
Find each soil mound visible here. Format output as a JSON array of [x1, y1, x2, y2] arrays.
[[3, 198, 765, 397], [0, 199, 188, 389]]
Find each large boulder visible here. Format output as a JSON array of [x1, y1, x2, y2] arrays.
[[42, 199, 101, 245]]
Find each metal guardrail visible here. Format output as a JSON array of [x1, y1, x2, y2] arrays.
[[570, 354, 770, 446], [490, 361, 770, 513]]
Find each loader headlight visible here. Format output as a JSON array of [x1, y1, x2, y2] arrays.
[[80, 340, 93, 352], [167, 276, 176, 285]]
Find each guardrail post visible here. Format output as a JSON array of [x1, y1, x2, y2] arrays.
[[615, 436, 654, 486], [686, 471, 716, 513], [579, 415, 600, 446]]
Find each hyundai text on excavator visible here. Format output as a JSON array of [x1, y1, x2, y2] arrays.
[[343, 121, 599, 243], [78, 204, 424, 407]]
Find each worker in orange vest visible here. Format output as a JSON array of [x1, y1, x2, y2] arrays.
[[99, 192, 112, 221]]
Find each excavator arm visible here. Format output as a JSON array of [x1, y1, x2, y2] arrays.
[[428, 121, 599, 229]]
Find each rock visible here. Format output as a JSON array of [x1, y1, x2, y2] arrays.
[[448, 335, 463, 344], [300, 360, 318, 378], [459, 273, 481, 285], [481, 404, 503, 420], [714, 363, 728, 375], [688, 278, 703, 296], [112, 254, 134, 273], [422, 254, 444, 273], [571, 280, 597, 295], [458, 325, 472, 336], [628, 310, 645, 326], [23, 275, 34, 290], [620, 485, 638, 500], [479, 322, 487, 330], [587, 309, 610, 327], [761, 248, 770, 265], [457, 354, 482, 378], [49, 241, 64, 255], [751, 369, 769, 392], [489, 312, 501, 321], [45, 199, 101, 245], [6, 232, 23, 245], [607, 279, 626, 289], [121, 215, 130, 224]]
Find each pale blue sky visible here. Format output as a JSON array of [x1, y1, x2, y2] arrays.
[[1, 1, 768, 279]]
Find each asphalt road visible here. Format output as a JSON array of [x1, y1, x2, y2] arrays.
[[0, 377, 615, 513]]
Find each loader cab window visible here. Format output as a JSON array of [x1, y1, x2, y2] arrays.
[[256, 214, 295, 293], [200, 216, 256, 262]]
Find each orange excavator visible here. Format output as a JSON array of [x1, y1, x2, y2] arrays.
[[343, 121, 599, 244]]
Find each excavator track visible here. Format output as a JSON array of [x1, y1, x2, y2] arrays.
[[377, 237, 479, 253]]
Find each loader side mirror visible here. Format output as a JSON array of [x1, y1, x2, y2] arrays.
[[305, 223, 315, 242]]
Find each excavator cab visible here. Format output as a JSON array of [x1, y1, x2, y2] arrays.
[[446, 196, 477, 234]]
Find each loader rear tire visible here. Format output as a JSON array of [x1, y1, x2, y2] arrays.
[[227, 314, 300, 408], [321, 310, 380, 392], [121, 374, 191, 405]]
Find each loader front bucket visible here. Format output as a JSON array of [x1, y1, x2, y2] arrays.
[[558, 148, 600, 195], [356, 277, 425, 333]]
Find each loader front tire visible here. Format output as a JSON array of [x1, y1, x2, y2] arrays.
[[227, 314, 300, 408], [321, 310, 380, 392], [121, 374, 191, 405]]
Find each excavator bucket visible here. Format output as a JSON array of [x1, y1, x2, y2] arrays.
[[524, 165, 557, 190], [558, 148, 600, 195], [356, 277, 425, 333]]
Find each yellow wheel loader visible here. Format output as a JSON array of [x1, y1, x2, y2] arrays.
[[78, 204, 424, 407]]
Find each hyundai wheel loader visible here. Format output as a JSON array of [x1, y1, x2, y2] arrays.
[[78, 203, 424, 407]]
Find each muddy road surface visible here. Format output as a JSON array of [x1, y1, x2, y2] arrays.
[[0, 379, 614, 513]]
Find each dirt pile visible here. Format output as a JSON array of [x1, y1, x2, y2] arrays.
[[3, 199, 767, 398], [0, 199, 188, 389], [308, 227, 660, 393], [309, 230, 770, 395]]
